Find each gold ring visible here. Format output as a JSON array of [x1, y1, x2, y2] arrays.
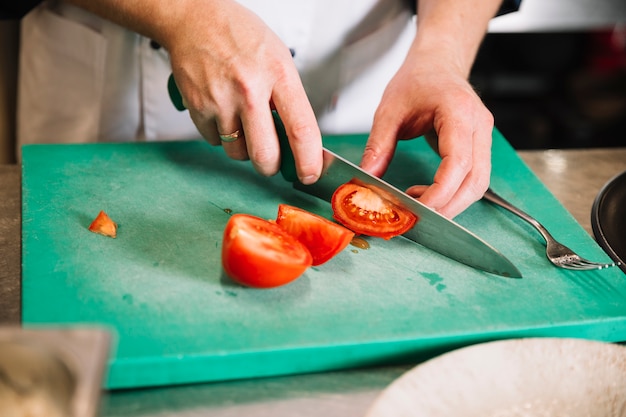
[[219, 130, 240, 142]]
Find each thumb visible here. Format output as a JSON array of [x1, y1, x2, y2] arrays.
[[360, 116, 398, 178]]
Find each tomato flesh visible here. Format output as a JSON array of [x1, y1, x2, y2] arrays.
[[222, 214, 312, 288], [331, 183, 417, 239], [275, 204, 354, 266], [88, 210, 118, 238]]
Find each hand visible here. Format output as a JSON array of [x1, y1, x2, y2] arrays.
[[165, 1, 322, 184], [360, 51, 493, 219]]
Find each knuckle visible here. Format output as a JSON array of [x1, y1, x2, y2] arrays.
[[473, 176, 490, 196], [464, 171, 490, 202], [362, 144, 380, 159], [184, 93, 210, 114], [288, 121, 316, 142], [250, 147, 279, 176], [362, 143, 388, 166], [234, 77, 257, 102], [482, 110, 495, 126], [453, 153, 473, 174]]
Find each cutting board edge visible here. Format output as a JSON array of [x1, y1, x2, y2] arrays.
[[104, 317, 626, 389]]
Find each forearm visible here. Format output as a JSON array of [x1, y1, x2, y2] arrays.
[[61, 0, 212, 51], [411, 0, 502, 77]]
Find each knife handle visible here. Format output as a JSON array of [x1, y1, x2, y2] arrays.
[[168, 74, 187, 111], [167, 74, 297, 182], [272, 111, 299, 183]]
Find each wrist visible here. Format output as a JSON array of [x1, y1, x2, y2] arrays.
[[408, 34, 477, 78], [411, 0, 500, 77]]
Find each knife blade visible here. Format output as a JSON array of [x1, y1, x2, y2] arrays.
[[273, 112, 522, 278]]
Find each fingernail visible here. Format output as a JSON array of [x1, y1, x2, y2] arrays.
[[300, 175, 317, 185]]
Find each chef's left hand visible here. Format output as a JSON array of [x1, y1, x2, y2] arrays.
[[360, 49, 493, 219]]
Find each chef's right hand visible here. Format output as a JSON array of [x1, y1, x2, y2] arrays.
[[164, 1, 323, 185]]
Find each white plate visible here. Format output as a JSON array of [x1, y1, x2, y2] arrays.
[[365, 338, 626, 417]]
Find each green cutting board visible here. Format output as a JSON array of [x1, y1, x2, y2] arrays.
[[22, 130, 625, 390]]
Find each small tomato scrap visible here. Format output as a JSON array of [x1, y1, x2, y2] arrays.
[[222, 214, 312, 288], [88, 210, 118, 238], [331, 183, 417, 239], [275, 204, 354, 266]]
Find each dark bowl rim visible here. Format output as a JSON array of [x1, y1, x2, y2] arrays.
[[591, 169, 626, 274]]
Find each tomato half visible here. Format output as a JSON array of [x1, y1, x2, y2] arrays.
[[222, 214, 312, 288], [331, 183, 417, 240], [275, 204, 355, 266]]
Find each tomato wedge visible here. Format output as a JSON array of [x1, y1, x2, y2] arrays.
[[88, 210, 118, 238], [275, 204, 354, 266], [331, 183, 417, 240], [222, 214, 312, 288]]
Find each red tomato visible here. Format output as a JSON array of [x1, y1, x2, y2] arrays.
[[331, 183, 417, 240], [222, 214, 312, 288], [275, 204, 355, 266], [88, 210, 117, 238]]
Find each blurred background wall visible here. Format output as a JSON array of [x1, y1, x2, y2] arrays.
[[477, 0, 626, 150]]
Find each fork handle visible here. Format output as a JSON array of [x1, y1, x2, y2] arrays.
[[483, 188, 554, 244]]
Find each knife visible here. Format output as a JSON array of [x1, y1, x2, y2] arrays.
[[167, 75, 522, 278], [273, 113, 522, 278]]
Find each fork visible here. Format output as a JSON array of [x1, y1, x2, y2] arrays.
[[483, 188, 620, 270]]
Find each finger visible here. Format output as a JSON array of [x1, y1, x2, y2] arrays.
[[240, 105, 281, 176], [405, 184, 428, 199], [189, 108, 251, 160], [216, 116, 249, 161], [188, 110, 221, 146], [436, 126, 492, 218], [360, 107, 399, 178], [272, 75, 322, 185], [418, 122, 474, 213]]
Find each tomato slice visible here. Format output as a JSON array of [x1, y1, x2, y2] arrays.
[[331, 183, 417, 240], [222, 214, 312, 288], [275, 204, 354, 266]]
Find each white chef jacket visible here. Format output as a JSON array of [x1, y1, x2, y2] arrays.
[[17, 0, 416, 152]]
